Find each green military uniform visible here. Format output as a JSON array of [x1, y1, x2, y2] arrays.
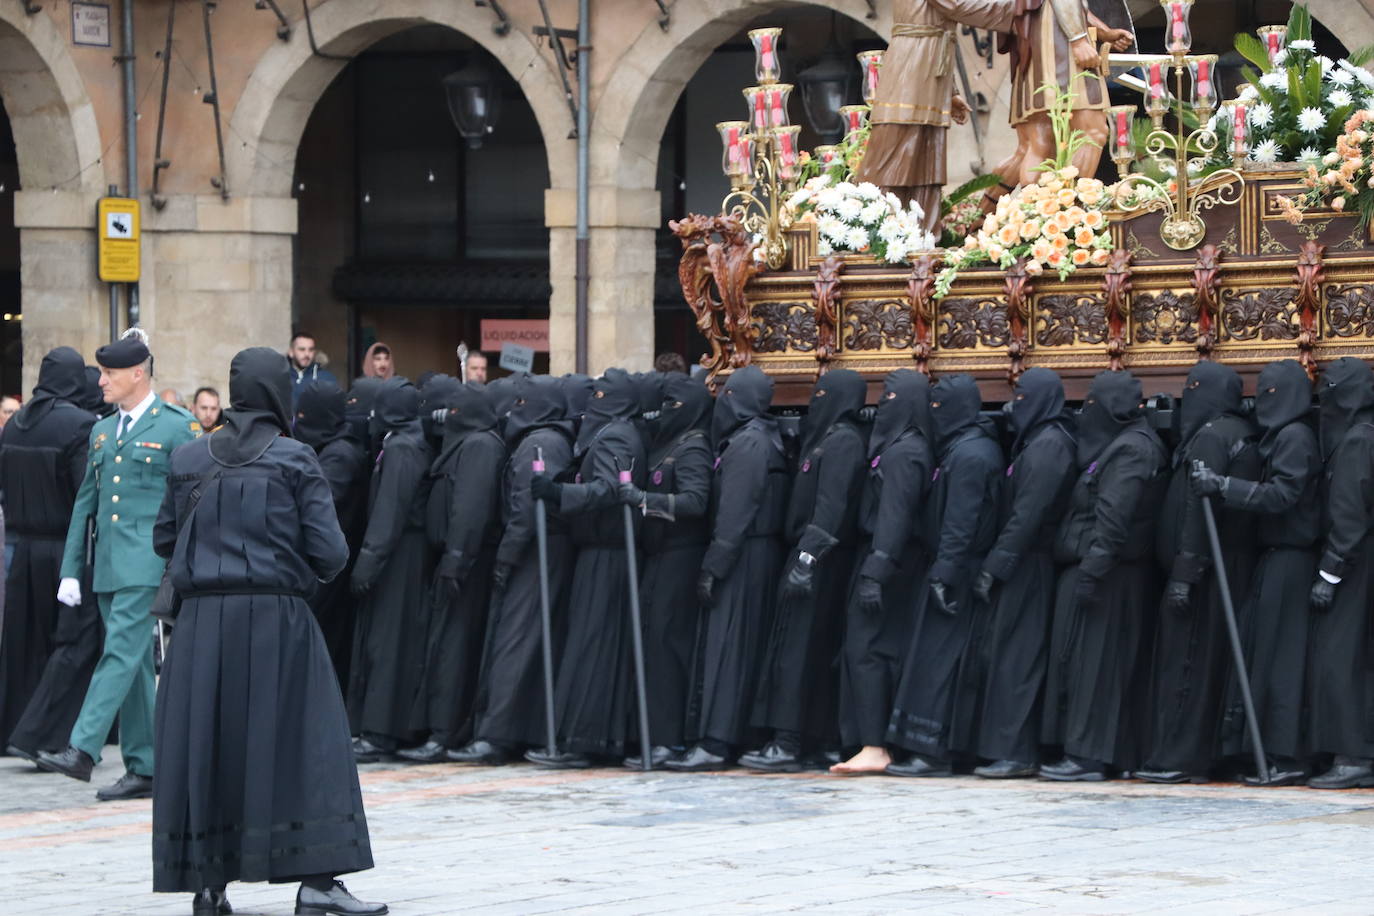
[[60, 396, 199, 774]]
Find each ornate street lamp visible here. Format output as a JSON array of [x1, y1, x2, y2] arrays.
[[443, 56, 502, 149], [797, 35, 855, 145]]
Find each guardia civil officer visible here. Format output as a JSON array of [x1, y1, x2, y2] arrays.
[[35, 330, 199, 800]]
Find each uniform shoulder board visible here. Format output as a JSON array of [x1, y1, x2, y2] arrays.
[[161, 402, 196, 420], [190, 420, 203, 435]]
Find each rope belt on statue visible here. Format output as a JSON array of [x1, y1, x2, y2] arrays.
[[892, 24, 956, 76]]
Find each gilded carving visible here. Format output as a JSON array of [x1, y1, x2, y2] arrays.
[[1133, 290, 1198, 345], [751, 301, 817, 353], [1326, 283, 1374, 339], [939, 297, 1009, 349], [1037, 293, 1108, 347], [844, 299, 913, 350]]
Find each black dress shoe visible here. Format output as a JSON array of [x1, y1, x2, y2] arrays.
[[35, 745, 94, 782], [524, 748, 593, 769], [6, 743, 37, 765], [885, 755, 953, 778], [351, 737, 391, 764], [1309, 756, 1374, 789], [445, 739, 512, 766], [1133, 768, 1191, 784], [97, 770, 153, 801], [623, 745, 674, 769], [738, 741, 803, 773], [396, 740, 447, 764], [192, 887, 232, 915], [1038, 758, 1106, 782], [663, 745, 730, 772], [295, 879, 388, 915], [973, 759, 1037, 779]]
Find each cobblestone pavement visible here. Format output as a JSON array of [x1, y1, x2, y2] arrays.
[[4, 749, 1374, 915]]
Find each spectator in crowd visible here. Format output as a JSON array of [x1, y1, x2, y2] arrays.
[[0, 395, 22, 427], [654, 352, 688, 375], [289, 331, 338, 407], [158, 389, 183, 407], [192, 387, 223, 433], [363, 343, 395, 380], [465, 352, 489, 384]]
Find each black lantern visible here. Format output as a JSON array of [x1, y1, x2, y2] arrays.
[[797, 35, 855, 144], [443, 56, 502, 150]]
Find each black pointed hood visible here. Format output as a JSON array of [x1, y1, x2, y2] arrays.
[[650, 373, 712, 465], [505, 374, 568, 446], [1076, 370, 1143, 468], [931, 374, 983, 454], [434, 381, 498, 471], [294, 381, 349, 453], [209, 347, 293, 467], [1010, 367, 1067, 455], [798, 369, 866, 456], [345, 377, 384, 445], [79, 366, 107, 415], [1254, 359, 1312, 457], [576, 368, 641, 454], [1318, 356, 1374, 458], [369, 377, 421, 442], [869, 369, 931, 459], [1178, 361, 1244, 455], [712, 365, 774, 447], [13, 346, 87, 430], [419, 373, 462, 442]]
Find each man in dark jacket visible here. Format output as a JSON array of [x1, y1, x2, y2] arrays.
[[0, 348, 97, 757], [744, 369, 868, 773]]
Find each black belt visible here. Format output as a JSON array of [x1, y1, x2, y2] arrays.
[[180, 588, 307, 599]]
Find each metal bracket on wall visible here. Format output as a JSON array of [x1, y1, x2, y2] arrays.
[[862, 0, 876, 19], [19, 0, 40, 14], [301, 0, 350, 60], [254, 0, 292, 40], [149, 0, 176, 209], [533, 0, 581, 135], [961, 26, 996, 68], [474, 0, 511, 36], [201, 0, 229, 199], [651, 0, 670, 31]]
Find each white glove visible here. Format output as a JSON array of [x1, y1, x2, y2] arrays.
[[57, 577, 82, 607]]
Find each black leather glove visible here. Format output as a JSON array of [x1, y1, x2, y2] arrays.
[[349, 573, 374, 597], [1189, 460, 1227, 497], [1310, 576, 1337, 612], [856, 576, 883, 615], [972, 569, 996, 604], [929, 579, 957, 616], [697, 570, 716, 606], [491, 562, 513, 599], [531, 474, 561, 503], [432, 551, 465, 603], [1074, 572, 1101, 612], [782, 553, 816, 599], [1162, 579, 1191, 614], [618, 482, 646, 507]]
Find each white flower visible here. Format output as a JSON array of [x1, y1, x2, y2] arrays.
[[1329, 68, 1355, 86], [809, 174, 832, 189], [1251, 138, 1282, 164], [845, 226, 870, 251], [1249, 102, 1274, 128], [817, 215, 846, 243], [1272, 48, 1288, 66], [854, 181, 882, 201], [814, 187, 843, 211], [1187, 158, 1205, 174], [1298, 146, 1323, 166], [859, 201, 888, 225], [834, 181, 857, 196], [1298, 106, 1327, 132], [1289, 39, 1315, 51], [1259, 72, 1287, 91], [1239, 85, 1260, 103], [836, 196, 864, 222], [1319, 55, 1335, 73], [1329, 88, 1355, 108], [817, 238, 833, 256], [787, 188, 813, 208]]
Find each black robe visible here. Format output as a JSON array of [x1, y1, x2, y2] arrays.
[[975, 369, 1076, 765], [1043, 372, 1167, 770], [1146, 377, 1258, 775], [471, 377, 575, 749], [1215, 361, 1319, 763], [347, 380, 434, 748], [414, 385, 507, 748], [152, 348, 369, 892], [753, 369, 868, 748], [636, 375, 713, 749], [0, 347, 96, 751], [839, 369, 933, 749], [888, 375, 1003, 762]]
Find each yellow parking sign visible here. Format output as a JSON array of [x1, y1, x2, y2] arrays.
[[98, 197, 140, 282]]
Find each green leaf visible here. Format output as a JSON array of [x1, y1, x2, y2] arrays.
[[942, 173, 1002, 212], [1349, 46, 1374, 67], [1286, 3, 1312, 43], [1234, 34, 1273, 72]]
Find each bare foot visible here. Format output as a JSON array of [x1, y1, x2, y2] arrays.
[[830, 746, 891, 775]]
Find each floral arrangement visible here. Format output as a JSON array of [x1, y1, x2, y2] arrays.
[[785, 175, 937, 263], [1207, 5, 1374, 169], [1276, 108, 1374, 226], [934, 166, 1114, 298]]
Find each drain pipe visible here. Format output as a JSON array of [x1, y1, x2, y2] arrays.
[[574, 0, 590, 374], [121, 0, 140, 325]]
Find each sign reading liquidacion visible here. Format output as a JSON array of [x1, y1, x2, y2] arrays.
[[481, 319, 550, 352]]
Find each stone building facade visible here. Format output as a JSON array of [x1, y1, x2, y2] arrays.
[[1, 0, 1371, 395]]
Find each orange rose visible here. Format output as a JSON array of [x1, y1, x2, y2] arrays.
[[1057, 188, 1078, 207], [1046, 250, 1065, 267], [1075, 228, 1096, 247], [1020, 219, 1042, 240], [1083, 211, 1105, 230], [1053, 212, 1074, 232], [998, 225, 1020, 247], [1031, 240, 1054, 261], [1071, 248, 1092, 266], [1036, 198, 1060, 219], [1091, 248, 1111, 266], [1025, 260, 1044, 276], [1052, 234, 1070, 252], [1043, 220, 1063, 238]]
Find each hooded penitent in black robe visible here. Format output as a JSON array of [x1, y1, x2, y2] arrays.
[[687, 367, 789, 757], [1202, 360, 1319, 772], [347, 378, 435, 751], [1042, 370, 1167, 774], [535, 369, 648, 761], [1141, 362, 1258, 780], [151, 347, 370, 892], [838, 370, 934, 750], [0, 348, 96, 752], [974, 368, 1076, 768], [466, 376, 575, 751], [410, 383, 507, 750], [295, 382, 369, 690], [1307, 358, 1374, 762], [887, 375, 1003, 767], [750, 369, 867, 759], [632, 375, 713, 750], [419, 374, 462, 451]]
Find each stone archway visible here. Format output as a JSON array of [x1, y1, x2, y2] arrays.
[[1123, 0, 1374, 52], [0, 6, 107, 395]]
